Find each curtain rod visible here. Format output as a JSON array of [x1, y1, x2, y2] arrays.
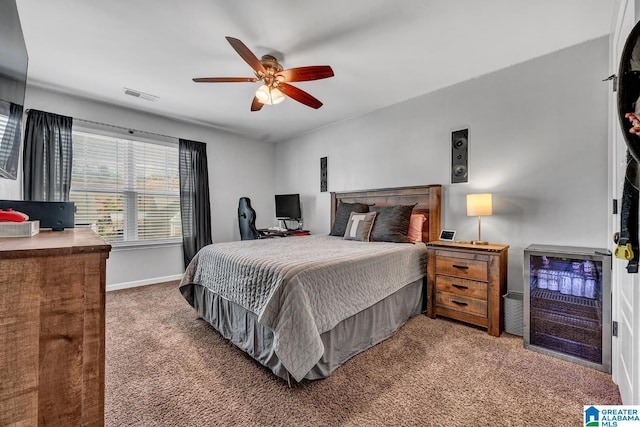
[[24, 109, 177, 141], [75, 117, 178, 141]]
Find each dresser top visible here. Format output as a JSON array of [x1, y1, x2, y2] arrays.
[[0, 228, 111, 259], [427, 240, 509, 252]]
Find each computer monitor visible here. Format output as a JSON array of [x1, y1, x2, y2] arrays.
[[275, 194, 301, 220]]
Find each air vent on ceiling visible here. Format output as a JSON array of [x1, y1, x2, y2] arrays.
[[122, 87, 159, 102]]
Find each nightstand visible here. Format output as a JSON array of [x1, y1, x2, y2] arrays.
[[426, 240, 509, 337]]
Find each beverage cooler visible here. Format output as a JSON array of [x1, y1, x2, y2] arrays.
[[523, 244, 612, 372]]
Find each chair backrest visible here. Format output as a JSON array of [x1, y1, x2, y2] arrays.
[[238, 197, 260, 240]]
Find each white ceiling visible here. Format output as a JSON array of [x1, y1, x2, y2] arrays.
[[16, 0, 614, 143]]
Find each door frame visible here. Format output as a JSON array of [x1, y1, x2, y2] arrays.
[[610, 0, 640, 405]]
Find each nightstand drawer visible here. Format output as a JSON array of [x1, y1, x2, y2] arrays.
[[436, 291, 487, 317], [435, 275, 487, 300], [435, 255, 488, 281]]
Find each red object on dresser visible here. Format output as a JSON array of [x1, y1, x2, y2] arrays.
[[0, 208, 28, 222], [288, 230, 311, 236]]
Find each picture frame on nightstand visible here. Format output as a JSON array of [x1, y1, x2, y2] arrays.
[[439, 229, 456, 241]]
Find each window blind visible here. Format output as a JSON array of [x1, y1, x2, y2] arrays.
[[0, 111, 8, 166], [70, 130, 181, 244]]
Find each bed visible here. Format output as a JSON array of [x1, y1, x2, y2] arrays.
[[179, 184, 442, 382]]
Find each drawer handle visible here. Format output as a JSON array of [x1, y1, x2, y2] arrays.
[[452, 264, 469, 270], [452, 300, 468, 306], [452, 284, 469, 290]]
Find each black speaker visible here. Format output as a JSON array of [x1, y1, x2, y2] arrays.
[[451, 129, 468, 184], [320, 156, 328, 192], [0, 200, 75, 230]]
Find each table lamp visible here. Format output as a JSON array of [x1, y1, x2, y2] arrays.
[[466, 193, 492, 245]]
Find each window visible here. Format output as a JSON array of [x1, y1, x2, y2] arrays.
[[0, 106, 9, 166], [70, 130, 181, 244], [0, 101, 22, 179]]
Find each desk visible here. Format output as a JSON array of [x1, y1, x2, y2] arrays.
[[258, 229, 310, 238]]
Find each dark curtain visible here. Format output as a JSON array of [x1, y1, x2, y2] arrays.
[[179, 138, 212, 268], [22, 109, 73, 201], [0, 102, 23, 180]]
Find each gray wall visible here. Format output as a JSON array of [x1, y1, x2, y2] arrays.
[[19, 86, 276, 287], [274, 37, 610, 291]]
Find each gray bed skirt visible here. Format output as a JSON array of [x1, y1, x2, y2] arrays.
[[180, 279, 424, 382]]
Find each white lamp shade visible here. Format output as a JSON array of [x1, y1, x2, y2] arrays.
[[467, 193, 492, 217], [255, 85, 285, 105], [270, 87, 285, 104], [255, 85, 271, 103]]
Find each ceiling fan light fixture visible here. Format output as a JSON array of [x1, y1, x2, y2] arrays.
[[255, 85, 285, 105], [193, 37, 333, 110]]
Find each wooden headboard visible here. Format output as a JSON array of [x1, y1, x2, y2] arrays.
[[331, 184, 442, 242]]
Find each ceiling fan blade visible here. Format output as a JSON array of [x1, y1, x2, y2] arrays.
[[193, 77, 258, 83], [278, 82, 323, 109], [251, 97, 264, 112], [225, 36, 267, 75], [276, 66, 334, 82]]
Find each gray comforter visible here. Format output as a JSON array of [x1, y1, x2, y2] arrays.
[[181, 234, 427, 381]]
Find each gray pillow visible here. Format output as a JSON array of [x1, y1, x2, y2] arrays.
[[330, 202, 369, 236], [370, 204, 415, 243], [343, 211, 377, 241]]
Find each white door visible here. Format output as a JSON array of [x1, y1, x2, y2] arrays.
[[611, 0, 640, 405]]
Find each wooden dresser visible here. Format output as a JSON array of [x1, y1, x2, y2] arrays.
[[0, 229, 110, 426], [426, 241, 508, 337]]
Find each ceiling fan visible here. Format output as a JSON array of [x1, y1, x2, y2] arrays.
[[193, 37, 334, 111]]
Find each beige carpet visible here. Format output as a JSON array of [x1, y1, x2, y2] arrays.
[[105, 281, 621, 427]]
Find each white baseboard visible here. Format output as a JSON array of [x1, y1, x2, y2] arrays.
[[106, 274, 184, 292]]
